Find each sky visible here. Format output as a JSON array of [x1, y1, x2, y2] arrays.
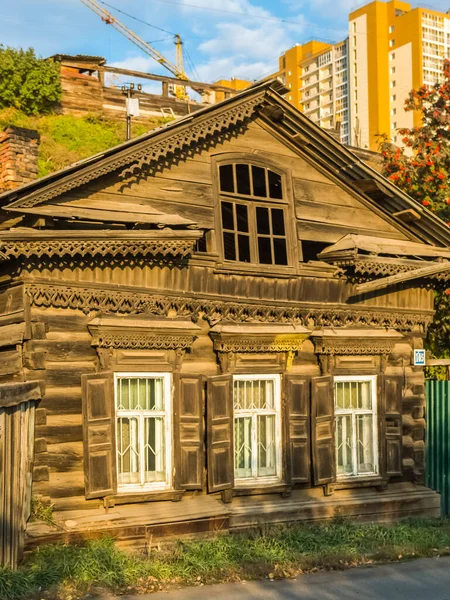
[[2, 0, 450, 88]]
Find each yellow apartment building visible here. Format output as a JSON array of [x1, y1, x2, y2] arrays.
[[279, 0, 450, 150]]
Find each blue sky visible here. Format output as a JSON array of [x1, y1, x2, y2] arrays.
[[2, 0, 450, 86]]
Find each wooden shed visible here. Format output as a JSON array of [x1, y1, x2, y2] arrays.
[[0, 79, 448, 551]]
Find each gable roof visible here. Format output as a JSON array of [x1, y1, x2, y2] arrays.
[[1, 78, 450, 247]]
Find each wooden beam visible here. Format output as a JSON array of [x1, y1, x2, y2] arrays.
[[101, 66, 238, 93], [392, 208, 421, 222], [355, 261, 450, 294]]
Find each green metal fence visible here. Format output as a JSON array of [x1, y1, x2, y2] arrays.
[[426, 379, 450, 516]]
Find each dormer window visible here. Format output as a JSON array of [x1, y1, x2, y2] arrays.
[[218, 163, 289, 266]]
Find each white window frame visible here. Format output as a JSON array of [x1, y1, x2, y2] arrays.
[[334, 375, 379, 480], [114, 372, 172, 493], [233, 374, 282, 487]]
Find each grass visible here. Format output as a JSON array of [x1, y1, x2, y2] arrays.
[[0, 108, 171, 178], [1, 518, 450, 599]]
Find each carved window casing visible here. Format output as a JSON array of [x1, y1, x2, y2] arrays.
[[213, 156, 297, 273]]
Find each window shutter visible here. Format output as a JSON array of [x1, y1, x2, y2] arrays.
[[284, 375, 310, 484], [81, 372, 116, 499], [311, 375, 335, 486], [173, 374, 204, 490], [207, 374, 234, 493], [382, 374, 403, 477]]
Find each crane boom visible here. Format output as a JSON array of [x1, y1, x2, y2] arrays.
[[79, 0, 188, 81]]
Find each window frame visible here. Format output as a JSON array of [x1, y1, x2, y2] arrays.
[[212, 154, 298, 275], [334, 374, 379, 481], [233, 373, 283, 487], [114, 372, 173, 493]]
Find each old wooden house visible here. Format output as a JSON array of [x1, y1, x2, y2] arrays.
[[0, 79, 449, 558]]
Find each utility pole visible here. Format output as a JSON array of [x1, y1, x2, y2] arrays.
[[121, 82, 142, 140]]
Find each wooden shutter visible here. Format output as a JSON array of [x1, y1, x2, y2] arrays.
[[81, 372, 116, 499], [173, 374, 204, 490], [284, 375, 310, 484], [382, 374, 403, 477], [207, 374, 234, 493], [311, 375, 335, 486]]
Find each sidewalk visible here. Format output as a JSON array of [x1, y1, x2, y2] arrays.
[[114, 556, 450, 600]]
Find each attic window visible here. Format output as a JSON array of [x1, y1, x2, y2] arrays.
[[219, 164, 283, 200], [218, 163, 289, 267]]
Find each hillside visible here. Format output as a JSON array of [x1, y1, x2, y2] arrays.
[[0, 109, 171, 179]]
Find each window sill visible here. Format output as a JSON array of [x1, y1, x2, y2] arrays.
[[233, 483, 291, 497], [104, 489, 184, 508], [334, 476, 385, 491]]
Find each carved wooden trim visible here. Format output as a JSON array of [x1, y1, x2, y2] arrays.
[[313, 338, 398, 356], [24, 282, 433, 331], [91, 332, 196, 350], [7, 95, 263, 210], [212, 339, 306, 353], [328, 259, 450, 283], [0, 238, 198, 260]]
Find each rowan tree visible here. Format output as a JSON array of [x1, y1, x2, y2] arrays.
[[378, 59, 450, 362]]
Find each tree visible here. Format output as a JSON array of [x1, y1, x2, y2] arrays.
[[0, 46, 61, 115], [378, 60, 450, 362]]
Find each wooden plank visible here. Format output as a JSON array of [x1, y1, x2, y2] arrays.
[[295, 200, 401, 234], [39, 387, 82, 415], [0, 323, 26, 349], [355, 261, 450, 294], [0, 381, 41, 408], [0, 349, 22, 376], [297, 221, 407, 243]]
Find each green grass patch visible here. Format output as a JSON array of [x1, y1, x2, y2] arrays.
[[1, 518, 450, 599], [0, 108, 171, 178]]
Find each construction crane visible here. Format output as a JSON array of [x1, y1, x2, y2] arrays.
[[79, 0, 189, 99]]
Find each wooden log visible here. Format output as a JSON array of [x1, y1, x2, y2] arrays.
[[0, 323, 26, 349], [0, 381, 42, 408], [36, 414, 83, 445]]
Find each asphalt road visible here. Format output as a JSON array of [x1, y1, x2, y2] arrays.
[[115, 556, 450, 600]]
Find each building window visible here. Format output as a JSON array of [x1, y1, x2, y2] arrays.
[[390, 66, 396, 74], [233, 374, 281, 484], [389, 25, 395, 33], [392, 122, 397, 129], [390, 80, 396, 88], [391, 94, 396, 102], [219, 164, 288, 266], [390, 52, 395, 61], [334, 376, 378, 479], [391, 107, 397, 115], [389, 39, 395, 47], [115, 373, 171, 491]]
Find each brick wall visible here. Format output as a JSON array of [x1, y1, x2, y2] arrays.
[[0, 126, 40, 193]]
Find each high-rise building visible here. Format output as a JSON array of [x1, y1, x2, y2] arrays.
[[278, 0, 450, 151], [279, 41, 350, 144]]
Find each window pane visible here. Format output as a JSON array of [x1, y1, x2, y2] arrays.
[[356, 415, 375, 473], [223, 232, 236, 260], [268, 170, 283, 199], [221, 201, 234, 230], [236, 203, 249, 232], [336, 415, 353, 476], [236, 164, 251, 195], [234, 416, 252, 478], [273, 238, 288, 265], [257, 415, 276, 477], [357, 381, 372, 409], [258, 237, 273, 264], [219, 164, 234, 193], [144, 417, 166, 482], [237, 234, 251, 262], [117, 417, 140, 485], [271, 208, 285, 235], [252, 165, 267, 197], [256, 207, 270, 234]]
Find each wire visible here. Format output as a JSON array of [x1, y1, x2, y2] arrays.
[[184, 46, 201, 81], [144, 0, 348, 35], [97, 0, 177, 36]]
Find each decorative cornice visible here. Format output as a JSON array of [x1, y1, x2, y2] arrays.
[[23, 281, 434, 332], [312, 337, 398, 356], [0, 238, 197, 261], [91, 332, 195, 350], [7, 95, 263, 210], [332, 259, 450, 283], [213, 339, 307, 353]]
